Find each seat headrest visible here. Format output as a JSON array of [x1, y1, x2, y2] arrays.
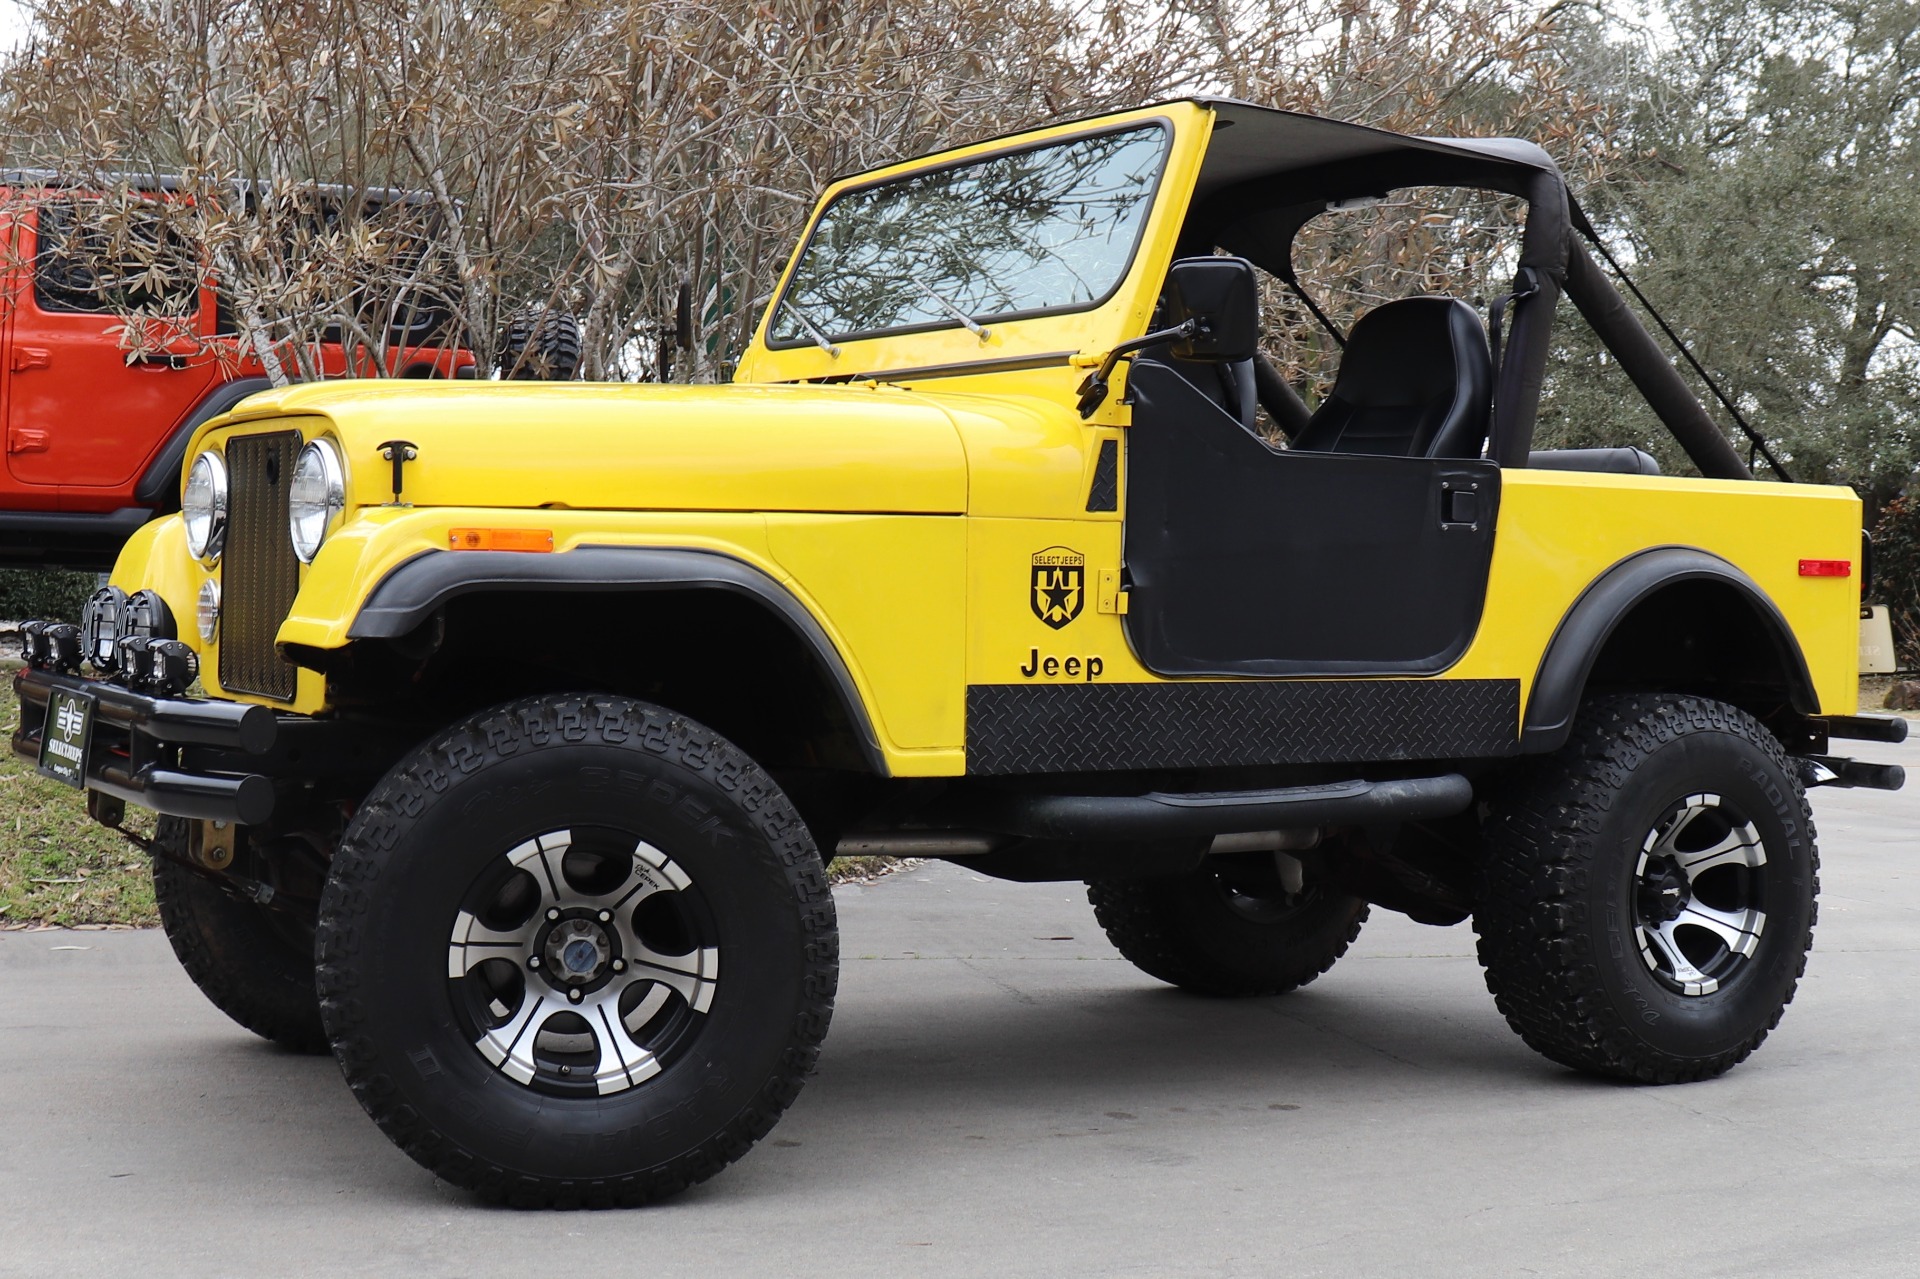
[[1336, 297, 1489, 409]]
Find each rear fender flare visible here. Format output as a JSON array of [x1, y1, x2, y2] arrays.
[[345, 544, 888, 774], [1520, 546, 1817, 752]]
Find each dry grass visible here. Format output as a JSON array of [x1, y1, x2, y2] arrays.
[[0, 663, 157, 929]]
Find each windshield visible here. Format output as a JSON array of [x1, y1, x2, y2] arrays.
[[768, 123, 1171, 347]]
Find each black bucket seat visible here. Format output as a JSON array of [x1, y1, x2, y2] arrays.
[[1292, 297, 1492, 459]]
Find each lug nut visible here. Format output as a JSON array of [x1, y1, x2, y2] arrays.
[[598, 910, 612, 923], [568, 988, 583, 1004], [547, 908, 561, 921], [611, 959, 626, 973], [528, 956, 541, 969]]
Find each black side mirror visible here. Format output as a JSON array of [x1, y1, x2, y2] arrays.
[[1162, 257, 1259, 362]]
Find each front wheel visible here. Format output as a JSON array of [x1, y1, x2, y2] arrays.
[[315, 695, 837, 1207], [1475, 693, 1818, 1083]]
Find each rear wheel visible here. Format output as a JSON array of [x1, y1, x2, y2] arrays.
[[1475, 693, 1818, 1082], [1088, 855, 1369, 996], [316, 694, 836, 1207], [151, 817, 328, 1054]]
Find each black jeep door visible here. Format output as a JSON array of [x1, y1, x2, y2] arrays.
[[1121, 360, 1500, 678]]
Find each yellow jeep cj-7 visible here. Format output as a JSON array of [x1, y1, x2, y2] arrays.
[[13, 100, 1909, 1205]]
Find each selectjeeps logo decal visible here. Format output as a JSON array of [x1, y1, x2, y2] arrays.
[[1030, 546, 1085, 630]]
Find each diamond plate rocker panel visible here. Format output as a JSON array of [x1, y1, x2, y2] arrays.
[[965, 679, 1520, 775]]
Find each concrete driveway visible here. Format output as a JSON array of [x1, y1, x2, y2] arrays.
[[3, 740, 1918, 1278]]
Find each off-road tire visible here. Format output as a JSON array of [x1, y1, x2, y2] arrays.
[[315, 694, 836, 1208], [150, 816, 328, 1054], [1475, 693, 1818, 1083], [1088, 863, 1369, 996], [496, 306, 583, 381]]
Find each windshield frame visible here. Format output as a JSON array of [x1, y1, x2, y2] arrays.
[[762, 117, 1176, 352]]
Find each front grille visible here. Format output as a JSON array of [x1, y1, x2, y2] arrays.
[[218, 431, 302, 700]]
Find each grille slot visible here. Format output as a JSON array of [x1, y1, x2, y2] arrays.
[[218, 431, 301, 700]]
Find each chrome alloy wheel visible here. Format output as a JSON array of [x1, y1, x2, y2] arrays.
[[447, 827, 719, 1097], [1632, 793, 1768, 996]]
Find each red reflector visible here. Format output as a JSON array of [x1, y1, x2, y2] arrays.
[[449, 528, 553, 553], [1798, 559, 1851, 577]]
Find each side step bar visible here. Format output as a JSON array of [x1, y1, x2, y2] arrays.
[[964, 774, 1474, 842]]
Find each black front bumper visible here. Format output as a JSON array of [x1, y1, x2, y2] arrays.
[[12, 667, 283, 823], [13, 664, 420, 829]]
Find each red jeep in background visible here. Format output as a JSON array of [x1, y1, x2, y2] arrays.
[[0, 180, 478, 568]]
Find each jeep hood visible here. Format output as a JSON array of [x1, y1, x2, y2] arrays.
[[218, 381, 969, 514]]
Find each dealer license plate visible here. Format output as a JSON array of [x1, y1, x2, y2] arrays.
[[37, 688, 94, 789]]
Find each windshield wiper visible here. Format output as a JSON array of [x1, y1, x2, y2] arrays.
[[913, 275, 991, 341], [781, 303, 842, 358]]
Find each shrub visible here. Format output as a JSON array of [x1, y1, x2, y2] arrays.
[[0, 568, 99, 623], [1870, 496, 1920, 669]]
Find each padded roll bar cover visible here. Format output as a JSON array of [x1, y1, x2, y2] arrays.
[[1522, 546, 1818, 751], [1489, 167, 1571, 468], [1528, 447, 1661, 476]]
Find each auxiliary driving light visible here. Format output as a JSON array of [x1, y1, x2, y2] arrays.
[[120, 636, 199, 696], [22, 621, 84, 675], [82, 586, 128, 674], [123, 589, 175, 643], [43, 623, 83, 674]]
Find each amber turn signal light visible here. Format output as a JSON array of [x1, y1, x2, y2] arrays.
[[449, 528, 553, 552]]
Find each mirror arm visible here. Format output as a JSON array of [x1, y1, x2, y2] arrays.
[[1076, 318, 1198, 419]]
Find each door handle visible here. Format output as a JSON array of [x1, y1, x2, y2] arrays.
[[1440, 480, 1483, 530], [11, 347, 49, 372], [8, 428, 49, 453], [130, 353, 190, 370]]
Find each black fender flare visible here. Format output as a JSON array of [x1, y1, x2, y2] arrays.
[[345, 544, 889, 774], [134, 376, 278, 508], [1520, 546, 1818, 752]]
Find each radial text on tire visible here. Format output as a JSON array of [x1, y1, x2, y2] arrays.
[[314, 694, 838, 1207]]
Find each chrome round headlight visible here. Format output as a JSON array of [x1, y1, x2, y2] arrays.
[[289, 439, 346, 564], [182, 452, 228, 560]]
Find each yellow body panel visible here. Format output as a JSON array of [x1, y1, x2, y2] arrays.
[[108, 98, 1863, 780]]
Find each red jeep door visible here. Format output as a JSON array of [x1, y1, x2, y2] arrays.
[[6, 199, 218, 503]]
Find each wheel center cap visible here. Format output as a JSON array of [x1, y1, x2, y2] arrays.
[[543, 918, 611, 983], [1640, 861, 1690, 923]]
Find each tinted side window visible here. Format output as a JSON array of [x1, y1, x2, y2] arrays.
[[33, 201, 199, 316]]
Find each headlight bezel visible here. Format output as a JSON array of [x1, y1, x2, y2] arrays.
[[289, 438, 347, 564], [182, 451, 229, 561]]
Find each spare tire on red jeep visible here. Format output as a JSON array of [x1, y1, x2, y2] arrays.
[[496, 306, 583, 381]]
